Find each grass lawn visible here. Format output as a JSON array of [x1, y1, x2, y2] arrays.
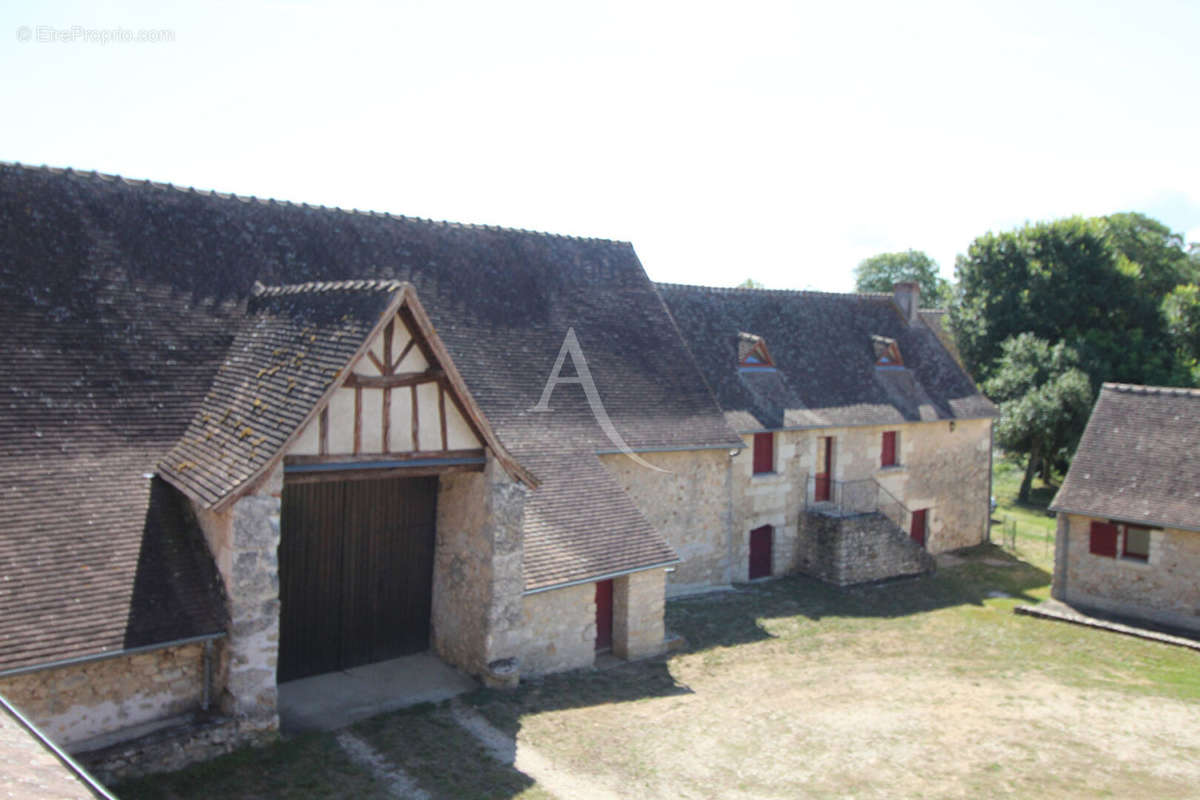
[[120, 454, 1200, 799]]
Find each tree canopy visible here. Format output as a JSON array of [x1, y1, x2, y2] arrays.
[[949, 215, 1194, 389], [854, 250, 951, 306], [949, 213, 1196, 486], [983, 334, 1094, 501]]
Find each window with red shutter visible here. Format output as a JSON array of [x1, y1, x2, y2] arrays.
[[1089, 521, 1118, 557], [881, 431, 897, 467], [752, 432, 774, 475]]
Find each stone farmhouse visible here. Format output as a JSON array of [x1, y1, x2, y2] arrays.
[[1049, 383, 1200, 633], [0, 164, 994, 777], [657, 283, 997, 586]]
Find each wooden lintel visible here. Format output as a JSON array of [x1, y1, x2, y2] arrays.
[[285, 462, 484, 485], [343, 370, 444, 389], [285, 448, 486, 467]]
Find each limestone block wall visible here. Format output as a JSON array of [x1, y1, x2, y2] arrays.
[[191, 466, 281, 730], [613, 569, 667, 660], [727, 418, 991, 582], [0, 644, 208, 748], [729, 432, 807, 583], [432, 456, 528, 677], [894, 417, 992, 553], [797, 511, 936, 585], [600, 449, 733, 596], [1055, 513, 1200, 632], [513, 583, 596, 675]]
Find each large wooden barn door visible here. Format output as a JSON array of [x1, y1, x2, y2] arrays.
[[278, 476, 437, 682]]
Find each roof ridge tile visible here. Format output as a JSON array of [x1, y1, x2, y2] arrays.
[[0, 160, 625, 245]]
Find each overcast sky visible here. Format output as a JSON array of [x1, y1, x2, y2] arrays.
[[3, 0, 1198, 292]]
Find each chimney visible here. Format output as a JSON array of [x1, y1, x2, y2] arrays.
[[893, 281, 920, 325]]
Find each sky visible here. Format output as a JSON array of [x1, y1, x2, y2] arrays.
[[2, 0, 1198, 292]]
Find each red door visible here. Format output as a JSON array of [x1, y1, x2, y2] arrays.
[[749, 525, 773, 579], [815, 437, 833, 501], [594, 579, 614, 652], [910, 509, 927, 547]]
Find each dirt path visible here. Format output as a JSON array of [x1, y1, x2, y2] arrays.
[[335, 731, 430, 800], [449, 701, 622, 800]]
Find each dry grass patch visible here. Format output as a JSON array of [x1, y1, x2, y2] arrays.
[[468, 547, 1200, 799]]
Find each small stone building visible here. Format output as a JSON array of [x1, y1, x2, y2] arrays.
[[0, 164, 741, 775], [1049, 383, 1200, 632], [657, 281, 997, 586]]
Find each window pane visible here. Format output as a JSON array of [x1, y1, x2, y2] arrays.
[[1124, 527, 1150, 560]]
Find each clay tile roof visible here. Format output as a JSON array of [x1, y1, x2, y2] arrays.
[[0, 162, 736, 666], [521, 452, 678, 592], [656, 283, 996, 432], [159, 281, 406, 508], [1051, 383, 1200, 532]]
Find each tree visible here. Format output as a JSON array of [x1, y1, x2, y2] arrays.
[[1164, 283, 1200, 376], [1102, 212, 1199, 298], [736, 277, 765, 289], [854, 250, 951, 305], [983, 334, 1094, 502], [949, 216, 1182, 388]]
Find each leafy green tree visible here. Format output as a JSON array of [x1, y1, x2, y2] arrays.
[[736, 277, 765, 289], [1165, 283, 1200, 375], [854, 250, 951, 306], [984, 334, 1094, 502], [1102, 212, 1199, 297], [949, 216, 1180, 387]]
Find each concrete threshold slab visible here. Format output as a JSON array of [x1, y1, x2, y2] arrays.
[[1015, 599, 1200, 652], [278, 652, 478, 733]]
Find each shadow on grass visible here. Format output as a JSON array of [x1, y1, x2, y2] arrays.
[[667, 544, 1051, 653]]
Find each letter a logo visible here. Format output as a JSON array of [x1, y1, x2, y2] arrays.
[[530, 327, 668, 472]]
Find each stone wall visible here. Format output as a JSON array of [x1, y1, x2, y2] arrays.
[[0, 644, 209, 748], [1055, 513, 1200, 632], [613, 569, 667, 660], [432, 456, 528, 678], [727, 418, 991, 585], [512, 583, 597, 675], [600, 449, 733, 596], [191, 464, 282, 729], [78, 714, 267, 785], [797, 511, 936, 585], [729, 432, 808, 582]]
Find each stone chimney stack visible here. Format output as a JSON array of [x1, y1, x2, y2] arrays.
[[893, 281, 920, 325]]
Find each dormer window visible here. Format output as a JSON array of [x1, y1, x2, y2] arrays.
[[872, 335, 903, 367], [738, 332, 775, 369]]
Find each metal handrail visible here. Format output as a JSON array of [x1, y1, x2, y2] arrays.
[[806, 476, 913, 531]]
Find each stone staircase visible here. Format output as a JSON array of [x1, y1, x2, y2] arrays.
[[797, 508, 936, 586]]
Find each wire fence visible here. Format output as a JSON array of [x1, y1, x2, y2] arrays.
[[995, 514, 1053, 558]]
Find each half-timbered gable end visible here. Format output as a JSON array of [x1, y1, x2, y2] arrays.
[[159, 280, 530, 510]]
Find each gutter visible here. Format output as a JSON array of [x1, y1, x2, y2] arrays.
[[0, 632, 226, 679], [737, 415, 998, 436], [1047, 506, 1200, 535], [0, 691, 118, 800], [593, 443, 743, 456], [522, 558, 681, 596]]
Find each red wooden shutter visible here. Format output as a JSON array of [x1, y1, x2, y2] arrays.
[[881, 431, 897, 467], [753, 432, 774, 474], [1089, 521, 1118, 557]]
